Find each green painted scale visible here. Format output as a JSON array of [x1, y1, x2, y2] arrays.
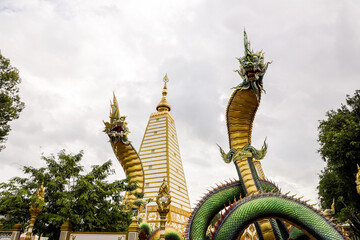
[[184, 31, 348, 240]]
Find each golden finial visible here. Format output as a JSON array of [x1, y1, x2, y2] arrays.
[[356, 164, 360, 194], [110, 92, 120, 123], [156, 74, 171, 112], [163, 73, 169, 83], [162, 73, 169, 95], [35, 182, 45, 202]]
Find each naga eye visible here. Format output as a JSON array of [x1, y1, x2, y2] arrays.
[[252, 56, 258, 61]]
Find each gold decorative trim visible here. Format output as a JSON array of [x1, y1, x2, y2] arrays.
[[70, 232, 128, 235]]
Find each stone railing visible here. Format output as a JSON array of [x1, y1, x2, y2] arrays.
[[67, 232, 127, 240], [0, 223, 22, 240], [59, 218, 139, 240]]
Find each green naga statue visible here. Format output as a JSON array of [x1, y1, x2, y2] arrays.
[[184, 31, 348, 240]]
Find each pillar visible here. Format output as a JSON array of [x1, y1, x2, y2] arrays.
[[59, 219, 72, 240], [127, 218, 139, 240], [11, 223, 22, 240]]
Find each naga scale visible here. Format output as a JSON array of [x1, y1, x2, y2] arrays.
[[104, 31, 349, 240]]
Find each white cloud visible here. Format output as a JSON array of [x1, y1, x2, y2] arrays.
[[0, 0, 359, 209]]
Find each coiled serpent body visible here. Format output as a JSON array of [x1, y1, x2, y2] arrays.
[[185, 31, 348, 240]]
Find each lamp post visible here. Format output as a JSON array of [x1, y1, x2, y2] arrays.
[[25, 182, 45, 240], [156, 179, 171, 240]]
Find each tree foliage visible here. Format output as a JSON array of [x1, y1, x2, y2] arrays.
[[0, 51, 25, 151], [0, 150, 137, 239], [317, 90, 360, 222]]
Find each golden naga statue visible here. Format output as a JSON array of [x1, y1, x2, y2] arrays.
[[356, 164, 360, 195], [323, 198, 335, 216], [35, 182, 45, 202], [103, 93, 145, 208], [156, 179, 171, 212]]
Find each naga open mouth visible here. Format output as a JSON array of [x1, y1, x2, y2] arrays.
[[247, 72, 255, 77], [244, 67, 257, 78], [111, 124, 123, 133]]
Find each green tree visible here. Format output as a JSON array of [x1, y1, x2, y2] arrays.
[[0, 150, 137, 239], [317, 90, 360, 222], [0, 51, 25, 151]]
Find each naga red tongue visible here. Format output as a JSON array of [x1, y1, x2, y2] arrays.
[[113, 125, 122, 132], [247, 72, 255, 77]]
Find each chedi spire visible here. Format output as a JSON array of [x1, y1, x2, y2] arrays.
[[156, 74, 171, 112]]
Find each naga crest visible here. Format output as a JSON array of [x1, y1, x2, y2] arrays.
[[234, 30, 271, 101], [218, 139, 268, 164], [103, 93, 130, 145]]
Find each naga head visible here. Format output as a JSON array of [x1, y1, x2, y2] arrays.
[[103, 93, 130, 145], [234, 30, 271, 101]]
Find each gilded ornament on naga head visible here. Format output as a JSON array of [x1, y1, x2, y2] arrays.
[[234, 30, 271, 101], [218, 139, 267, 163], [103, 93, 130, 145]]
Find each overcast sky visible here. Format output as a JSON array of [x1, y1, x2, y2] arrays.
[[0, 0, 359, 207]]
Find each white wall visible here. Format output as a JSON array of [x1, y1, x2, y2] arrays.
[[69, 233, 127, 240]]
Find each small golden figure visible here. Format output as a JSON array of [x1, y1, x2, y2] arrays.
[[356, 164, 360, 195]]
